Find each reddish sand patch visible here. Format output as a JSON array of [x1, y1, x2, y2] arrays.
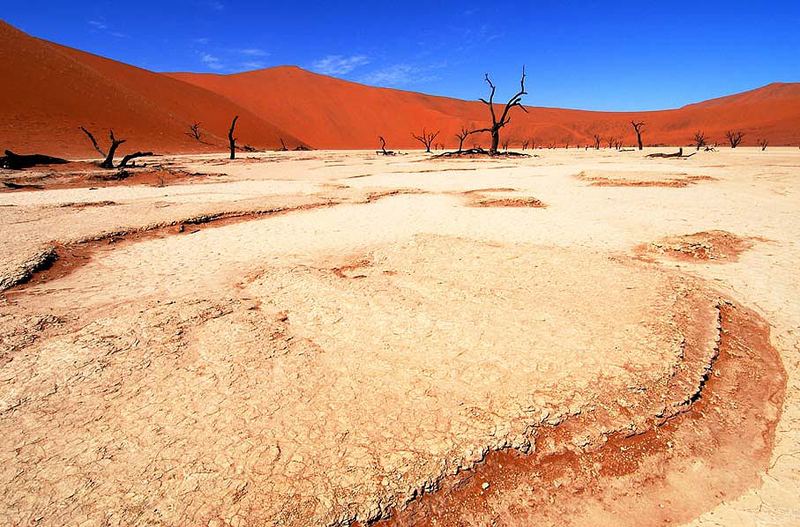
[[0, 163, 219, 192], [578, 171, 716, 188], [356, 301, 786, 527], [469, 197, 546, 208], [458, 188, 546, 208], [638, 230, 765, 262]]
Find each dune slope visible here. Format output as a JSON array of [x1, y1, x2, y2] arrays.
[[170, 67, 800, 149], [0, 21, 302, 158]]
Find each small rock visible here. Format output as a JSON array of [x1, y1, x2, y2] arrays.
[[481, 482, 490, 490]]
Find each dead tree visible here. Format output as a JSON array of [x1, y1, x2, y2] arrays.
[[1, 150, 68, 170], [606, 137, 616, 149], [473, 67, 528, 154], [80, 128, 126, 169], [693, 131, 707, 151], [279, 138, 288, 151], [186, 122, 203, 141], [758, 138, 769, 151], [377, 136, 396, 155], [592, 134, 601, 150], [725, 130, 744, 148], [78, 127, 153, 169], [228, 116, 239, 160], [521, 139, 530, 151], [411, 128, 440, 153], [100, 130, 127, 169], [455, 127, 475, 153], [631, 121, 645, 150], [502, 139, 509, 151]]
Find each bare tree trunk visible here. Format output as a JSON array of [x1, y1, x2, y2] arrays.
[[100, 130, 126, 169], [490, 130, 500, 153], [631, 121, 645, 150], [228, 116, 239, 160]]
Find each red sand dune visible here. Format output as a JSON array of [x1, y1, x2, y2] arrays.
[[0, 21, 303, 158], [2, 20, 799, 155], [171, 67, 800, 149]]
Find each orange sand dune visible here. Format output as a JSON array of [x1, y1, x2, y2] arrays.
[[171, 67, 800, 149], [0, 21, 303, 158], [1, 20, 798, 156]]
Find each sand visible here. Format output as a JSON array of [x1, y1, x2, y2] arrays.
[[0, 147, 798, 526]]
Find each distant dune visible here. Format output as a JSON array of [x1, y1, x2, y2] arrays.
[[2, 20, 798, 156], [170, 67, 800, 149], [0, 21, 303, 158]]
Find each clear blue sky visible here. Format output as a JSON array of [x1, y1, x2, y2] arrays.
[[4, 1, 799, 111]]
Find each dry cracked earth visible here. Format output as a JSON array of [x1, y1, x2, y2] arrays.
[[0, 148, 798, 526]]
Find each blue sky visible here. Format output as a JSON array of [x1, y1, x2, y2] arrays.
[[4, 1, 799, 110]]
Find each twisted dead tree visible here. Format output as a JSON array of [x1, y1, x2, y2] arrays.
[[228, 116, 239, 160], [631, 121, 645, 150], [79, 127, 151, 168], [411, 128, 440, 153], [725, 130, 744, 148], [693, 130, 707, 151], [377, 136, 396, 156], [758, 138, 769, 151], [473, 67, 528, 154], [80, 127, 132, 168], [593, 134, 601, 150], [455, 127, 476, 153], [186, 122, 203, 141]]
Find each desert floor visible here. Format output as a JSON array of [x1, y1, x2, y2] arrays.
[[0, 148, 798, 526]]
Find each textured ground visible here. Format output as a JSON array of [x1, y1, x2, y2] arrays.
[[0, 148, 798, 526]]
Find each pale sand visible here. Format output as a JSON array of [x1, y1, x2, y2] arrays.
[[0, 148, 798, 525]]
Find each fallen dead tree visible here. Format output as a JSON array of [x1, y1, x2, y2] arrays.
[[0, 150, 69, 170], [646, 147, 695, 159], [433, 147, 532, 159], [376, 136, 396, 156]]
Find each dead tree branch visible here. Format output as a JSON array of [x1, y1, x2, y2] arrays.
[[118, 151, 154, 168], [79, 126, 107, 157]]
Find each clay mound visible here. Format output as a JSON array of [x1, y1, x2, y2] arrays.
[[2, 235, 775, 526], [641, 230, 763, 262], [577, 170, 715, 188], [0, 21, 302, 158]]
